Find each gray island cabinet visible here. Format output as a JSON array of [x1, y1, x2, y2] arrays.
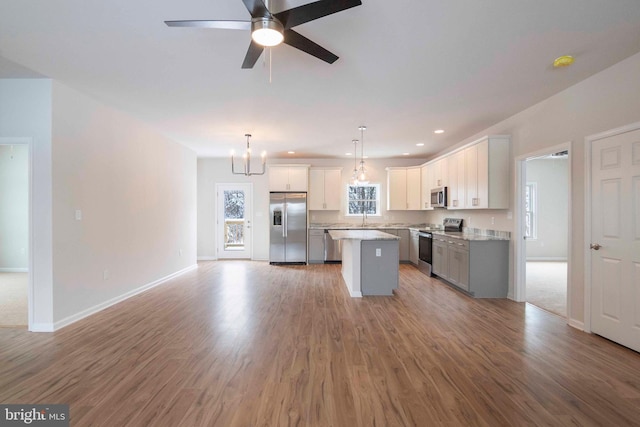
[[328, 230, 400, 297], [432, 233, 509, 298]]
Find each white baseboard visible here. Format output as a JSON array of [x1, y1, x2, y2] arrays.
[[197, 256, 217, 261], [30, 323, 55, 332], [525, 257, 568, 262], [0, 268, 28, 273], [568, 318, 585, 331], [52, 264, 198, 331]]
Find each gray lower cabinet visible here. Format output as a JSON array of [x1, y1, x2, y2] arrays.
[[409, 230, 419, 266], [380, 229, 409, 263], [396, 229, 410, 262], [432, 234, 508, 298], [308, 229, 325, 263]]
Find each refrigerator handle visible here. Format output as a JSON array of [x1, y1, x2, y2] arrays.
[[283, 203, 287, 237]]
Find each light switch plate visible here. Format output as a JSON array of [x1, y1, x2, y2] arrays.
[[376, 248, 381, 257], [75, 209, 82, 221]]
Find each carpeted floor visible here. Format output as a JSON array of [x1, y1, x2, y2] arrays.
[[526, 261, 567, 318], [0, 272, 28, 327]]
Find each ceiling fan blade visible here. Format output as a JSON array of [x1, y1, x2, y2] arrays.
[[283, 29, 338, 64], [165, 20, 251, 30], [241, 0, 270, 18], [275, 0, 361, 29], [242, 40, 264, 69]]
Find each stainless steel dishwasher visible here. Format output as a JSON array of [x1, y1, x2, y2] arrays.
[[324, 229, 342, 263]]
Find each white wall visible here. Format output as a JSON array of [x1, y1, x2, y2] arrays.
[[198, 157, 428, 261], [0, 79, 54, 328], [425, 51, 640, 325], [51, 81, 197, 324], [526, 157, 568, 260], [0, 144, 29, 269]]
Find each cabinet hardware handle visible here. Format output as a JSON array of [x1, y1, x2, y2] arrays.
[[590, 243, 602, 250]]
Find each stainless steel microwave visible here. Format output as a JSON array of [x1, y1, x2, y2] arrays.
[[430, 186, 447, 208]]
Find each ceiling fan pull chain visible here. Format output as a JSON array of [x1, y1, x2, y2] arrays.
[[269, 47, 272, 84]]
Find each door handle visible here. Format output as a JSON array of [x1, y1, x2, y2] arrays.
[[590, 243, 601, 250]]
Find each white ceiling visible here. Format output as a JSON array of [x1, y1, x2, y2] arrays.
[[1, 0, 640, 159]]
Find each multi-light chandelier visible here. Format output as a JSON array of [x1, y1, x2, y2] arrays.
[[231, 133, 266, 176]]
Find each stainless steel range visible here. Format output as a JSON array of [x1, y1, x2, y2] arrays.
[[417, 218, 463, 276]]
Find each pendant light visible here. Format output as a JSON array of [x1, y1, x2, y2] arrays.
[[231, 133, 266, 176], [351, 139, 359, 185], [358, 125, 368, 184]]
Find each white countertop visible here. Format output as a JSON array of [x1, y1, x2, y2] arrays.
[[328, 230, 400, 241]]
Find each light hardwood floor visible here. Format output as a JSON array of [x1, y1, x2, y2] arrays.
[[1, 261, 639, 426]]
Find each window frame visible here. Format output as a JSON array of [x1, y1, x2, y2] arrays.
[[345, 183, 381, 217], [524, 182, 537, 240]]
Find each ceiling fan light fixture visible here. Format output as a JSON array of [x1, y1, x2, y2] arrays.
[[251, 19, 284, 47]]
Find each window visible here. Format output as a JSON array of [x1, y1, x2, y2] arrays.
[[346, 184, 381, 216], [223, 190, 245, 249], [525, 183, 537, 239]]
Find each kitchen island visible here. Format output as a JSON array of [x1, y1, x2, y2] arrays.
[[328, 230, 400, 297]]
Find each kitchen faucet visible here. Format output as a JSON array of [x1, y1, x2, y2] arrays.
[[361, 206, 367, 227]]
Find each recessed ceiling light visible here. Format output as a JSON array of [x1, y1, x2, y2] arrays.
[[553, 55, 574, 68], [345, 152, 352, 156], [434, 129, 444, 134], [416, 143, 425, 147], [287, 151, 295, 154], [402, 153, 410, 156], [363, 155, 369, 159]]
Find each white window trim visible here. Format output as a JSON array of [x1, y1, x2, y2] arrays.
[[345, 183, 382, 217], [525, 182, 537, 240]]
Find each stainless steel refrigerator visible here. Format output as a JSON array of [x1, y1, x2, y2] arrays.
[[269, 192, 307, 264]]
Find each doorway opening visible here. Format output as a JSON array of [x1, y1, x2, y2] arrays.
[[0, 141, 30, 328], [216, 183, 253, 259], [515, 142, 572, 320]]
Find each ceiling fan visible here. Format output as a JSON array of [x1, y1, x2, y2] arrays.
[[165, 0, 362, 69]]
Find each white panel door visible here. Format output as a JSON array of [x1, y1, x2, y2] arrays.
[[590, 129, 640, 352], [217, 183, 252, 259]]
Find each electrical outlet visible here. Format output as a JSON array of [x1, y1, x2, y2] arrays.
[[491, 217, 495, 225], [75, 209, 82, 221], [103, 269, 110, 280], [467, 216, 471, 225], [507, 211, 513, 220], [179, 249, 183, 256], [376, 248, 381, 257]]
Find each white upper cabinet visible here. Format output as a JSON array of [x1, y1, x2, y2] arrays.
[[447, 150, 466, 209], [406, 167, 422, 210], [386, 167, 422, 211], [421, 163, 432, 210], [431, 158, 448, 188], [386, 168, 407, 210], [309, 168, 342, 210], [464, 136, 510, 209], [269, 165, 309, 192]]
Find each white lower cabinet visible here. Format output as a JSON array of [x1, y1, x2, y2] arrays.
[[432, 234, 508, 298]]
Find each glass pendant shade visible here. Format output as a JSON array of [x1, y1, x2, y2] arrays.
[[357, 126, 368, 184]]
